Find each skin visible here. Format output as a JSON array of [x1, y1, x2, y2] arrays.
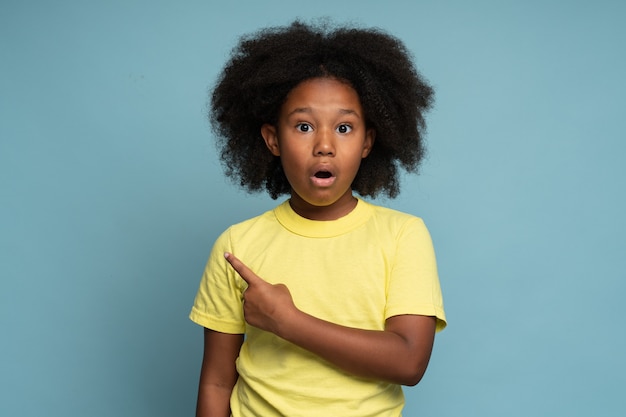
[[196, 329, 243, 417], [196, 77, 436, 417]]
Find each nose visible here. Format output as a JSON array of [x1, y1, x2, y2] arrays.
[[314, 128, 335, 156]]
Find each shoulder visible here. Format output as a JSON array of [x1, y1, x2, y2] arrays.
[[362, 200, 427, 233], [215, 202, 285, 244]]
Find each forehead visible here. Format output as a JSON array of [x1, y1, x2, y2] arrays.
[[280, 77, 363, 116]]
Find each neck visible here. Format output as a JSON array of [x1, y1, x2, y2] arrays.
[[288, 192, 358, 221]]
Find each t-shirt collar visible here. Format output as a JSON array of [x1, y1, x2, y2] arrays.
[[273, 198, 372, 238]]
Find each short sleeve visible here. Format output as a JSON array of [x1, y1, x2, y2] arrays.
[[189, 228, 246, 334], [384, 218, 447, 331]]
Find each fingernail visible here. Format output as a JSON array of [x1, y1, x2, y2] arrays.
[[224, 252, 230, 259]]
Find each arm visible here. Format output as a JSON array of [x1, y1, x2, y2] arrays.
[[282, 310, 435, 386], [225, 252, 436, 386], [196, 327, 244, 417]]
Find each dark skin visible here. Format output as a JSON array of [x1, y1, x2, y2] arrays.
[[196, 329, 243, 417]]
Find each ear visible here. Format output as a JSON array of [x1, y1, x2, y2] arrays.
[[261, 124, 280, 156], [361, 128, 376, 158]]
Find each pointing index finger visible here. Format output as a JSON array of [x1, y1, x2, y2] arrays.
[[224, 252, 261, 286]]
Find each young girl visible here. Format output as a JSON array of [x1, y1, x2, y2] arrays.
[[190, 20, 446, 417]]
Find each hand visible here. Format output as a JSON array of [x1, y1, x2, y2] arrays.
[[224, 252, 297, 335]]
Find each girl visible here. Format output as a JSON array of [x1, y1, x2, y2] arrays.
[[190, 20, 446, 417]]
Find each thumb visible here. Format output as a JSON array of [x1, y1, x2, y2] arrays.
[[224, 252, 262, 286]]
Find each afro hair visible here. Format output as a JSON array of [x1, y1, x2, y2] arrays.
[[210, 20, 434, 199]]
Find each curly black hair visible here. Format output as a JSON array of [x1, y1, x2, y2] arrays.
[[210, 20, 434, 199]]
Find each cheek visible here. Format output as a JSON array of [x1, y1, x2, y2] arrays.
[[278, 143, 307, 164], [278, 152, 302, 179]]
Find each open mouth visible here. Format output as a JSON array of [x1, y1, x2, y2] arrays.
[[314, 171, 333, 179], [311, 170, 335, 186]]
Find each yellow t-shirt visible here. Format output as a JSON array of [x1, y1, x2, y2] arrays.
[[190, 198, 446, 416]]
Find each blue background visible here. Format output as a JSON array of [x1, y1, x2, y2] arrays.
[[2, 1, 625, 416]]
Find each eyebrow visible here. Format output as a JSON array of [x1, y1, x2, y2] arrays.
[[287, 107, 361, 118]]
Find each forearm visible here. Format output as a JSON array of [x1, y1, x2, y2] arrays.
[[196, 328, 243, 417], [196, 383, 234, 417], [276, 311, 436, 386]]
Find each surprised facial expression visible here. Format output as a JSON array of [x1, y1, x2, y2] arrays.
[[261, 77, 375, 220]]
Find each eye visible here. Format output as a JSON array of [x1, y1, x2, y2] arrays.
[[336, 124, 352, 134], [296, 123, 312, 133]]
